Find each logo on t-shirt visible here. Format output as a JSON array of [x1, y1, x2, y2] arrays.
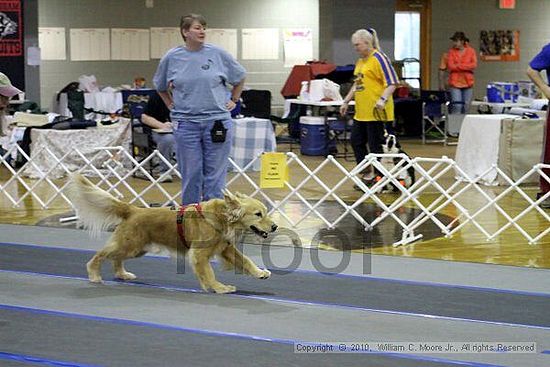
[[201, 58, 214, 70], [355, 73, 365, 92]]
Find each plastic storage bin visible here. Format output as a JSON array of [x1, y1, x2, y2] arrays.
[[487, 82, 518, 103]]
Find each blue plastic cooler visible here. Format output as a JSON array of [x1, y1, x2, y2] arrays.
[[299, 116, 337, 156], [486, 82, 518, 103]]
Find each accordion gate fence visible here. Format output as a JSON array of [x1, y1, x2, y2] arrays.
[[1, 144, 549, 246]]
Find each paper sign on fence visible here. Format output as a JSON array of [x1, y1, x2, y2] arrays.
[[260, 152, 288, 188]]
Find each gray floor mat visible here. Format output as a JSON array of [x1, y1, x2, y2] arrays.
[[0, 307, 468, 367], [1, 243, 549, 328]]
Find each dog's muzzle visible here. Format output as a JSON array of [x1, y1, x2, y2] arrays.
[[251, 224, 277, 238]]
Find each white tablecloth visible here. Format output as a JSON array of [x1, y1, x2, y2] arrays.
[[230, 117, 276, 171], [55, 91, 123, 119], [283, 98, 353, 118], [470, 101, 530, 114], [22, 119, 131, 178], [455, 114, 534, 185]]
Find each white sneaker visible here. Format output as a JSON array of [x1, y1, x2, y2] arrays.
[[157, 173, 173, 183]]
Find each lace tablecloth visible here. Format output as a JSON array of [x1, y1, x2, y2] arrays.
[[22, 119, 131, 178]]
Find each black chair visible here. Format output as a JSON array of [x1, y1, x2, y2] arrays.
[[64, 89, 85, 121], [394, 97, 423, 137], [271, 107, 301, 152], [241, 90, 272, 119], [121, 90, 157, 173], [240, 89, 302, 152], [324, 109, 354, 160]]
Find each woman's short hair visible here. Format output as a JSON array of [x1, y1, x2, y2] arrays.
[[180, 13, 206, 41]]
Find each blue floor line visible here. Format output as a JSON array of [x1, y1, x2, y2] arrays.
[[2, 241, 549, 298], [0, 351, 103, 367], [2, 268, 549, 332], [0, 304, 507, 367]]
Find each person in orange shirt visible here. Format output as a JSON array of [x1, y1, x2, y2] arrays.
[[445, 32, 477, 114]]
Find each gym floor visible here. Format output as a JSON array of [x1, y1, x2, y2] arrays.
[[1, 139, 549, 366]]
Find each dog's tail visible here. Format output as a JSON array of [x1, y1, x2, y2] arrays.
[[68, 174, 134, 236]]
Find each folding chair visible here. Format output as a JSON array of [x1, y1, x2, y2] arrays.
[[324, 109, 354, 160], [421, 90, 448, 144], [121, 90, 157, 173]]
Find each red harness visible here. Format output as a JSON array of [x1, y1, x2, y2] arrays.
[[176, 203, 203, 249]]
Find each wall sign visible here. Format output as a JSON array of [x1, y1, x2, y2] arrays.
[[499, 0, 515, 9], [0, 0, 22, 56], [479, 30, 519, 61]]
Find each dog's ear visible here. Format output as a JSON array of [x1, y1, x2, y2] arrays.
[[223, 190, 244, 222], [226, 207, 244, 223], [223, 190, 240, 205], [234, 192, 247, 199]]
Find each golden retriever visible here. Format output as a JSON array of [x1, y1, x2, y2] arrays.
[[68, 174, 277, 293]]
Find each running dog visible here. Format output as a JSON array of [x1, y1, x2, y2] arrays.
[[68, 174, 277, 293]]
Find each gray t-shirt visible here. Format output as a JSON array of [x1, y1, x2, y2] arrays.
[[153, 43, 246, 122]]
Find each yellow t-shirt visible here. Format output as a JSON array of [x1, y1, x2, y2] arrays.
[[353, 50, 399, 121]]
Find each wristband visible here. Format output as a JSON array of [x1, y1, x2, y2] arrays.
[[380, 96, 387, 102], [231, 97, 240, 103]]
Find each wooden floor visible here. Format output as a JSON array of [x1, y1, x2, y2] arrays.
[[1, 138, 549, 269]]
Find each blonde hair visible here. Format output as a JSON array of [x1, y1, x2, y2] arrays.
[[351, 28, 381, 52]]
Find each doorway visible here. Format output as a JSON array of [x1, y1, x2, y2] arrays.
[[395, 0, 431, 89]]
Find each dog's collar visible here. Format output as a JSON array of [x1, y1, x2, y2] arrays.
[[176, 203, 204, 249]]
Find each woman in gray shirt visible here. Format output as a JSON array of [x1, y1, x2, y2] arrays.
[[154, 13, 246, 205]]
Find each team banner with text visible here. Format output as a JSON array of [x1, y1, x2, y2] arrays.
[[0, 0, 23, 56]]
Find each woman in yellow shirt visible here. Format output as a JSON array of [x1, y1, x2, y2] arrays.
[[340, 28, 399, 182]]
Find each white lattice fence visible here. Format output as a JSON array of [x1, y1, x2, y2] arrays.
[[1, 144, 549, 245]]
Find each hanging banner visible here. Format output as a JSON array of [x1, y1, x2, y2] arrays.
[[479, 30, 519, 62], [0, 0, 24, 90], [0, 0, 22, 56]]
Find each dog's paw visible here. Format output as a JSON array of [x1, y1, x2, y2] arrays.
[[213, 284, 237, 294], [88, 275, 103, 284], [115, 271, 137, 281], [257, 269, 271, 279]]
